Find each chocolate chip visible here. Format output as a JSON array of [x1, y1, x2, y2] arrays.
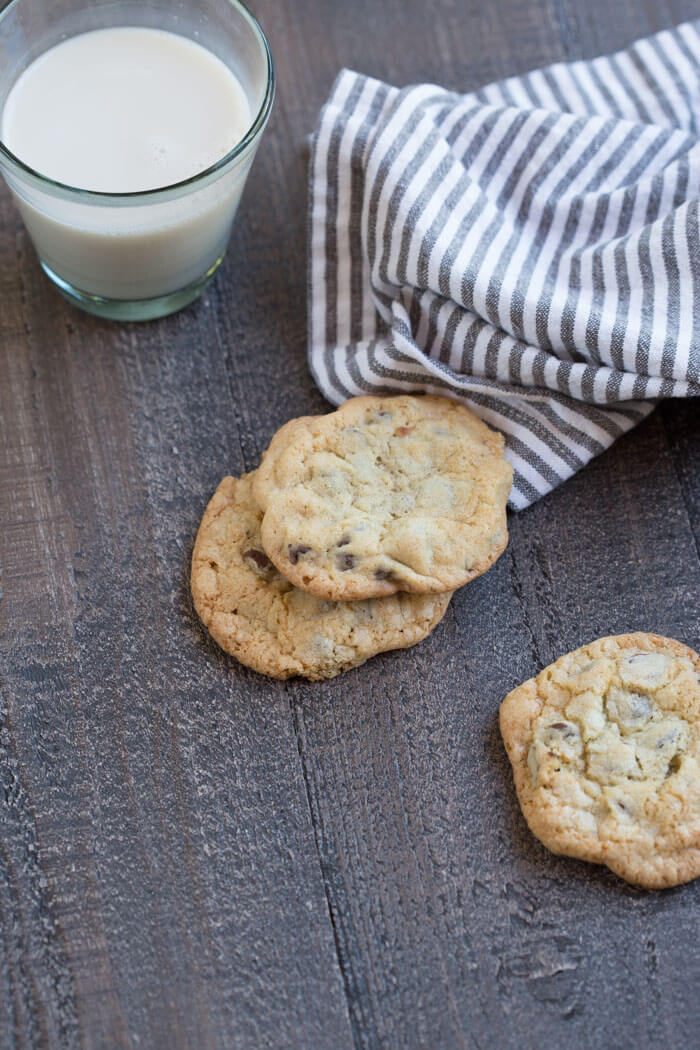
[[288, 544, 312, 565], [244, 548, 271, 571], [374, 568, 394, 581], [337, 534, 351, 547], [548, 722, 578, 739], [337, 553, 355, 571]]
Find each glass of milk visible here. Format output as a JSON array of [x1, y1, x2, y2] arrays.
[[0, 0, 274, 320]]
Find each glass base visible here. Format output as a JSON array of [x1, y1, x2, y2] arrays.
[[40, 256, 224, 321]]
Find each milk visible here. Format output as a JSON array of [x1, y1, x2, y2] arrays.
[[3, 28, 252, 192], [0, 27, 261, 303]]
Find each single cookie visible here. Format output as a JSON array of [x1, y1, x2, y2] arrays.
[[191, 473, 452, 680], [500, 633, 700, 889], [253, 395, 513, 601]]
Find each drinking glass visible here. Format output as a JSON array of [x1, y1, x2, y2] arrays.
[[0, 0, 274, 320]]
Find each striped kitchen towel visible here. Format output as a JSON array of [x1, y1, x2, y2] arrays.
[[308, 21, 700, 509]]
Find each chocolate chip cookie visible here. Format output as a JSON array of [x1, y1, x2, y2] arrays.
[[500, 633, 700, 888], [191, 473, 452, 680], [253, 395, 513, 601]]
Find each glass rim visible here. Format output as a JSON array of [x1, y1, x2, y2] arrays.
[[0, 0, 275, 204]]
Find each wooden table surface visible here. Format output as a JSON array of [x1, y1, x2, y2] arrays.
[[1, 1, 699, 1047]]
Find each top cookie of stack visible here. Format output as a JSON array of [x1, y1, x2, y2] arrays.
[[253, 394, 513, 601]]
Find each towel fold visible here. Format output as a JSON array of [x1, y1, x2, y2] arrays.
[[308, 21, 700, 509]]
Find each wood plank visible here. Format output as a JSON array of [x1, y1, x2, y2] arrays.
[[662, 401, 700, 553], [0, 152, 354, 1050]]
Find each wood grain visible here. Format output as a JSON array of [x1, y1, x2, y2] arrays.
[[0, 0, 699, 1047]]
